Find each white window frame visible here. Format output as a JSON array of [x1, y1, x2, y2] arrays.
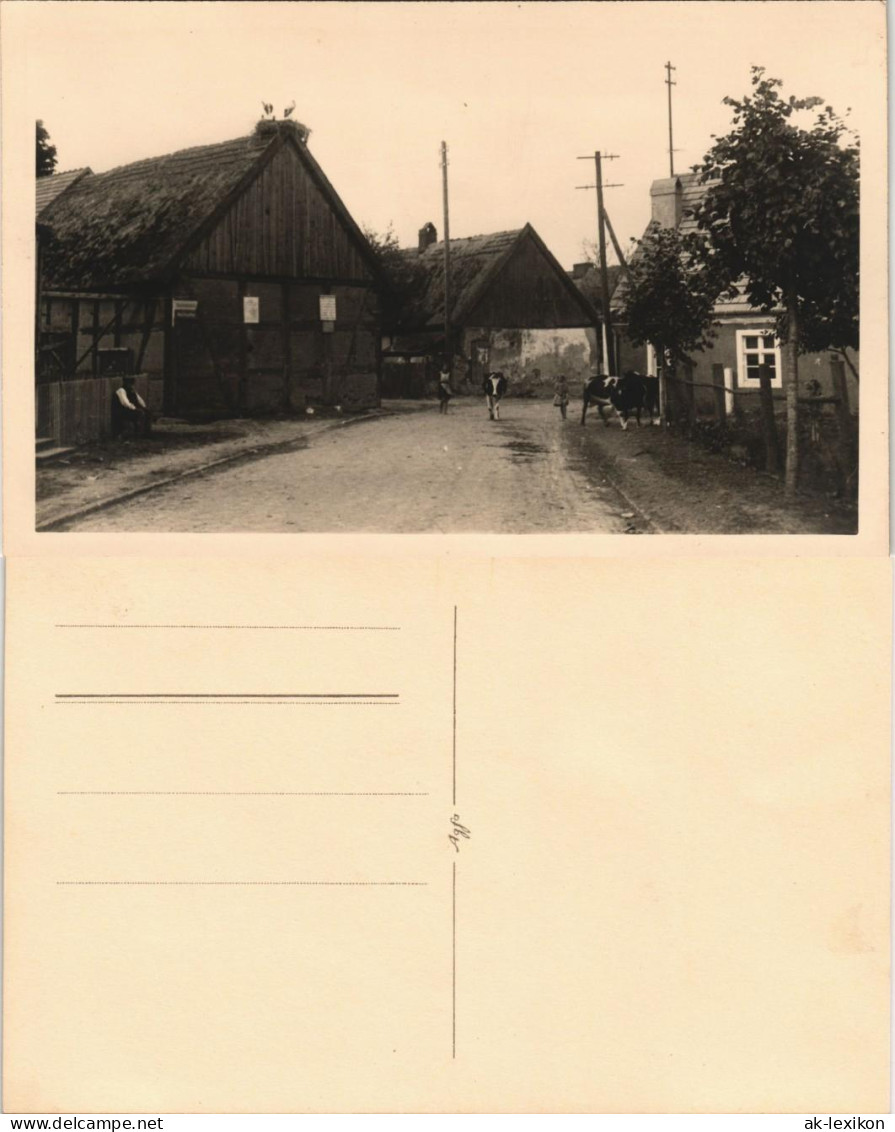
[[735, 329, 782, 389]]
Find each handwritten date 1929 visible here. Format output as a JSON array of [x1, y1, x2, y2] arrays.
[[449, 814, 471, 852]]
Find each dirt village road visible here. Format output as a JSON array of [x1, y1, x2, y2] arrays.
[[54, 399, 855, 535], [63, 400, 631, 534]]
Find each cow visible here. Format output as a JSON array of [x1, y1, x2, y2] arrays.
[[581, 371, 660, 429], [483, 372, 508, 420]]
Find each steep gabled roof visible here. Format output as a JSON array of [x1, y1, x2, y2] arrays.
[[36, 168, 92, 220], [392, 223, 600, 332], [40, 123, 379, 290], [611, 170, 757, 318], [672, 173, 756, 312], [394, 229, 521, 330], [676, 170, 707, 238]]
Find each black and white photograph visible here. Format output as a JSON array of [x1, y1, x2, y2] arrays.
[[26, 2, 878, 534], [3, 3, 891, 1121]]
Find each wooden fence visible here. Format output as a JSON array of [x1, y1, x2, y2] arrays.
[[663, 356, 857, 492], [37, 374, 154, 447], [381, 358, 434, 399]]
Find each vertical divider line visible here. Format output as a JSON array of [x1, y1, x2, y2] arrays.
[[452, 604, 458, 1060], [453, 606, 458, 807], [452, 858, 457, 1060]]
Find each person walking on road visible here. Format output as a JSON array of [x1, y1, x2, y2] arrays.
[[438, 364, 453, 414], [553, 373, 570, 420]]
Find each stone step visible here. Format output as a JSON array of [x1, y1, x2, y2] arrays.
[[36, 445, 77, 464], [35, 436, 56, 452]]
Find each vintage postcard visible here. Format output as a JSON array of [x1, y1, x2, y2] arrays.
[[1, 0, 888, 553], [3, 556, 891, 1113], [1, 0, 890, 1117]]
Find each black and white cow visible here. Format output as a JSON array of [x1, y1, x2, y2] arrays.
[[581, 371, 660, 429], [483, 372, 508, 420]]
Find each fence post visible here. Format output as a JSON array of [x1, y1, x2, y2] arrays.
[[830, 355, 856, 444], [658, 365, 668, 426], [724, 366, 736, 419], [758, 363, 780, 475], [712, 363, 727, 425], [830, 354, 857, 498], [684, 362, 695, 426]]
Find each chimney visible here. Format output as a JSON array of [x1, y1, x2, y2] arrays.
[[418, 222, 437, 253], [650, 176, 683, 228]]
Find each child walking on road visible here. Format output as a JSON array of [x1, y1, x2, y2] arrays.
[[438, 365, 453, 414], [553, 374, 570, 420]]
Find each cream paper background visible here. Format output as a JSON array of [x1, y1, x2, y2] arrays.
[[3, 556, 891, 1113]]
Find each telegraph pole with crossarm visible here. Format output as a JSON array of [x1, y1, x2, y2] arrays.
[[665, 61, 676, 177], [441, 141, 452, 367]]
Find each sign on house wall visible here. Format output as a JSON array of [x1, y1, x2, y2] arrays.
[[243, 296, 260, 324], [319, 295, 337, 322], [172, 299, 198, 324]]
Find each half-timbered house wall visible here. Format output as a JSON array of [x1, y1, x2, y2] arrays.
[[36, 125, 382, 444], [173, 140, 380, 414]]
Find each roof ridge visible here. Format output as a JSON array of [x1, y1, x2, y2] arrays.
[[90, 133, 267, 180], [408, 227, 524, 255], [39, 126, 379, 290], [40, 166, 91, 179]]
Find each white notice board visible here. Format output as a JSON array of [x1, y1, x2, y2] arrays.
[[319, 295, 337, 322], [171, 299, 198, 324], [243, 296, 260, 324]]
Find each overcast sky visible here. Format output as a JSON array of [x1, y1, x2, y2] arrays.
[[11, 0, 885, 269]]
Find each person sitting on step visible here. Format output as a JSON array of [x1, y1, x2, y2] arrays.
[[111, 375, 152, 438]]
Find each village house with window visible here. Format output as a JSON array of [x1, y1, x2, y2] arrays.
[[36, 118, 382, 449], [381, 222, 601, 397], [613, 171, 859, 418]]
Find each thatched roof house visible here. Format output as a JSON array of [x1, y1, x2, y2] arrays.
[[385, 222, 600, 361], [36, 119, 383, 438], [379, 223, 601, 395], [40, 122, 379, 292], [36, 167, 92, 221], [390, 223, 599, 341]]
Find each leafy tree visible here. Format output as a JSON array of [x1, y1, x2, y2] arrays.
[[362, 223, 421, 329], [617, 221, 722, 388], [691, 67, 859, 494], [574, 240, 624, 315], [36, 120, 57, 178]]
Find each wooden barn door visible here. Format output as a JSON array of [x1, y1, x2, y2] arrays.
[[241, 281, 288, 412], [327, 286, 380, 409], [170, 278, 241, 415]]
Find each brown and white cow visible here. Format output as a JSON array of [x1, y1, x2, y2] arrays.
[[581, 371, 660, 429], [483, 372, 508, 420]]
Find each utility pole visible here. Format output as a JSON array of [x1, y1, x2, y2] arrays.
[[441, 141, 452, 368], [665, 61, 676, 176], [577, 151, 621, 374]]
